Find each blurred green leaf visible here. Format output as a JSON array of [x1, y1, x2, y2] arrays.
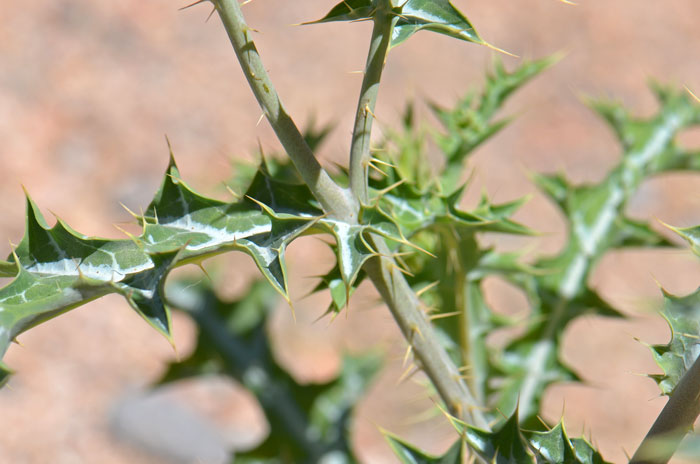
[[650, 288, 700, 395], [494, 84, 700, 425], [385, 433, 463, 463], [164, 279, 381, 463]]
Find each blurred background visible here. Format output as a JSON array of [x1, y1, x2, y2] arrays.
[[1, 0, 700, 462]]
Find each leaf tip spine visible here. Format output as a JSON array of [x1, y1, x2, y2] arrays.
[[178, 0, 210, 12], [483, 40, 518, 59], [686, 85, 700, 103]]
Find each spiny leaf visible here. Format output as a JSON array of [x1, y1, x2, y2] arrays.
[[372, 58, 554, 195], [587, 86, 700, 175], [0, 361, 10, 387], [0, 153, 359, 381], [455, 412, 612, 463], [390, 0, 484, 48], [375, 182, 534, 240], [526, 422, 610, 464], [491, 84, 699, 426], [494, 338, 580, 426], [0, 194, 175, 361], [311, 202, 412, 294], [308, 0, 486, 49], [385, 433, 463, 464], [305, 0, 374, 24], [649, 288, 700, 395], [615, 216, 674, 248], [530, 171, 570, 211], [0, 260, 17, 278], [530, 86, 698, 302], [312, 259, 367, 316], [432, 56, 558, 192], [316, 219, 376, 291]]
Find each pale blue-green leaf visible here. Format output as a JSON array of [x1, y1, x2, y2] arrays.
[[140, 158, 318, 300], [0, 194, 175, 366]]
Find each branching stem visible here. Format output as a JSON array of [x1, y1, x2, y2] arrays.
[[210, 0, 489, 433], [213, 0, 357, 221], [348, 1, 395, 204]]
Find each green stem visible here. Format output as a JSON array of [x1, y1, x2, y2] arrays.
[[213, 0, 357, 221], [210, 0, 488, 432], [348, 1, 394, 204], [365, 237, 489, 429], [630, 354, 700, 464], [442, 229, 476, 397]]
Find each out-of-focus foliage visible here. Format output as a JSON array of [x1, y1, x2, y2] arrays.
[[163, 279, 380, 463]]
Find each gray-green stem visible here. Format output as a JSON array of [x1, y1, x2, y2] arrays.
[[211, 0, 488, 431], [365, 237, 489, 429], [630, 354, 700, 464], [345, 1, 487, 428], [349, 1, 394, 204], [213, 0, 357, 221]]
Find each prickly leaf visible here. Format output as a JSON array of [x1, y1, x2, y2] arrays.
[[140, 158, 318, 300], [650, 288, 700, 394], [390, 0, 483, 48], [306, 0, 374, 24], [494, 85, 700, 425], [673, 224, 700, 257], [526, 422, 611, 464], [385, 433, 463, 463], [0, 194, 176, 380], [463, 413, 534, 463]]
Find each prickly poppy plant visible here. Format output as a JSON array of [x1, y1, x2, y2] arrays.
[[1, 1, 700, 463]]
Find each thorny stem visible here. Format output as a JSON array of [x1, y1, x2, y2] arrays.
[[364, 237, 489, 430], [630, 354, 700, 464], [210, 0, 489, 434], [212, 0, 357, 221], [345, 0, 489, 429], [348, 0, 395, 204]]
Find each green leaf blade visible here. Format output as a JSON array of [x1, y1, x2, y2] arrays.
[[650, 288, 700, 395], [305, 0, 374, 24], [385, 434, 463, 464], [391, 0, 484, 48]]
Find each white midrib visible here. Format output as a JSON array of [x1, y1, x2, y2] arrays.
[[558, 111, 682, 299], [518, 339, 553, 422]]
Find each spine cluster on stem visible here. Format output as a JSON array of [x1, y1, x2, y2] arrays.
[[209, 0, 489, 430]]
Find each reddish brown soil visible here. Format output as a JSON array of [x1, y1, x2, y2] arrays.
[[1, 1, 700, 463]]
